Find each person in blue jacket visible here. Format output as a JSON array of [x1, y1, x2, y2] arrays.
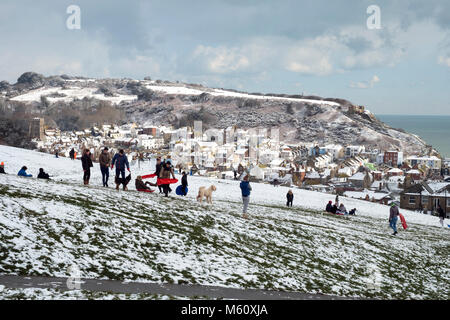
[[18, 166, 32, 177], [111, 149, 130, 190], [240, 174, 252, 219]]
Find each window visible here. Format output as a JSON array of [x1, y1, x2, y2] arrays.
[[422, 196, 428, 204], [447, 198, 450, 207], [409, 196, 416, 205]]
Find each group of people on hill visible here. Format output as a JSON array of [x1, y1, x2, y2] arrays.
[[81, 147, 131, 190], [325, 200, 357, 216]]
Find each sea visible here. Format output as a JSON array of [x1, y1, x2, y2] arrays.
[[377, 115, 450, 158]]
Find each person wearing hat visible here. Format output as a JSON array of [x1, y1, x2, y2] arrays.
[[389, 202, 400, 235], [0, 162, 6, 174], [240, 174, 252, 219], [98, 147, 111, 187]]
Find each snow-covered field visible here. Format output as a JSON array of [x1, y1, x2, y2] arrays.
[[10, 87, 137, 105], [0, 145, 449, 299]]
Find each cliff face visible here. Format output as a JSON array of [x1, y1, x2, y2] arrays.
[[1, 73, 428, 155]]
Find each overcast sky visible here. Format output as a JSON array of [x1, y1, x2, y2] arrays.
[[0, 0, 449, 115]]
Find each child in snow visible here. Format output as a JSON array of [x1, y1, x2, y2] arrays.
[[135, 176, 156, 192], [0, 162, 6, 174], [437, 204, 446, 227], [18, 166, 32, 177], [337, 203, 348, 215], [286, 190, 294, 207], [349, 208, 357, 215], [181, 171, 188, 196], [37, 168, 50, 180]]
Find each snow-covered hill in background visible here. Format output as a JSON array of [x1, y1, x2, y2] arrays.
[[0, 145, 449, 299], [0, 72, 430, 155]]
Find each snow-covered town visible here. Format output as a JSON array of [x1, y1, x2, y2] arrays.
[[30, 117, 450, 216]]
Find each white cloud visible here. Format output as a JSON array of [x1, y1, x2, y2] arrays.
[[438, 55, 450, 67], [350, 75, 380, 89], [193, 45, 250, 73]]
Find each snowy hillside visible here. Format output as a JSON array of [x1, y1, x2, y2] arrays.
[[0, 146, 449, 299]]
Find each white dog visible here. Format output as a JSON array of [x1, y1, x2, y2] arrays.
[[197, 185, 217, 204]]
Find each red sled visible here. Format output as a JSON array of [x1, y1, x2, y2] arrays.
[[137, 189, 155, 193], [399, 213, 408, 230], [141, 174, 157, 179], [157, 178, 178, 186]]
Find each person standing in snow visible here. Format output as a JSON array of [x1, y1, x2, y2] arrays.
[[286, 190, 294, 207], [111, 149, 130, 190], [159, 160, 175, 197], [18, 166, 32, 177], [98, 147, 111, 187], [240, 174, 252, 219], [0, 162, 6, 174], [81, 149, 93, 185], [389, 202, 400, 235], [69, 148, 75, 160], [437, 204, 446, 227], [181, 171, 188, 196], [154, 157, 163, 193]]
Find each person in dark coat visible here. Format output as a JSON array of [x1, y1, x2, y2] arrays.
[[81, 149, 93, 185], [181, 171, 188, 196], [154, 157, 163, 193], [326, 201, 333, 212], [330, 202, 338, 214], [286, 190, 294, 207], [135, 176, 156, 192], [98, 147, 111, 187], [69, 148, 75, 160], [37, 168, 50, 180], [240, 174, 252, 218], [111, 149, 130, 190], [0, 162, 6, 174], [18, 166, 32, 177], [349, 208, 357, 215], [437, 204, 446, 227]]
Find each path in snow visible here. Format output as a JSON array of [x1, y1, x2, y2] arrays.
[[0, 275, 351, 300]]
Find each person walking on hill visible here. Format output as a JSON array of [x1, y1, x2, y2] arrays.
[[18, 166, 32, 177], [99, 147, 111, 187], [81, 149, 93, 185], [437, 204, 446, 227], [69, 148, 75, 160], [240, 174, 252, 219], [286, 190, 294, 207], [0, 162, 6, 174], [111, 149, 130, 190], [37, 168, 50, 180], [389, 202, 400, 235]]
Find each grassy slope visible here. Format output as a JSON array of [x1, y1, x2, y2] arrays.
[[0, 175, 449, 299]]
